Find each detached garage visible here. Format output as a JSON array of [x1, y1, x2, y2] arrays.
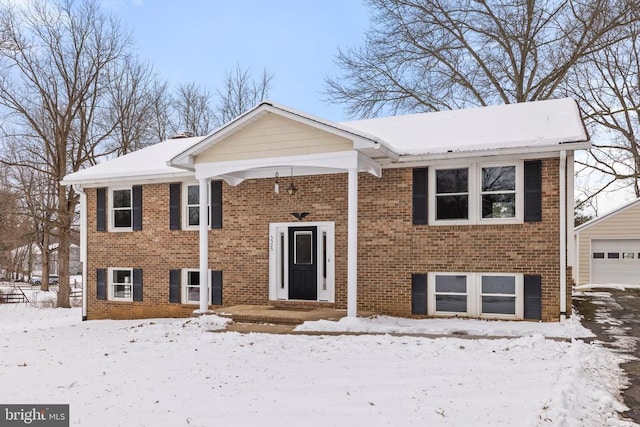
[[575, 198, 640, 285]]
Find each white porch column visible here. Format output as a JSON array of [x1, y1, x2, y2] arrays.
[[347, 168, 358, 317], [198, 177, 209, 313]]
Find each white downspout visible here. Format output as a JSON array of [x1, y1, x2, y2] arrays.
[[560, 150, 567, 321], [347, 168, 358, 317], [198, 177, 209, 313], [73, 184, 88, 321]]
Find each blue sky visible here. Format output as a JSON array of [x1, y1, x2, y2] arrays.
[[102, 0, 371, 122]]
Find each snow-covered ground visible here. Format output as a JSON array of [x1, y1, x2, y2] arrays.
[[0, 302, 635, 426]]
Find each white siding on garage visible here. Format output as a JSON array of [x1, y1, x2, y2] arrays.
[[591, 239, 640, 284], [575, 199, 640, 285]]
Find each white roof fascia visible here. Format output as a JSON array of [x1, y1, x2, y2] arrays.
[[575, 197, 640, 232], [168, 102, 398, 170], [394, 141, 590, 163], [62, 171, 195, 188]]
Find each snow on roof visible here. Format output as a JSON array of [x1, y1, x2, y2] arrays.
[[62, 98, 588, 186], [341, 98, 588, 155], [61, 136, 206, 186]]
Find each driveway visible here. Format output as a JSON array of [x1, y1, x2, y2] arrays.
[[573, 287, 640, 423]]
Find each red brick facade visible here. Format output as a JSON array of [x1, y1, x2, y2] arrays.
[[85, 158, 567, 321]]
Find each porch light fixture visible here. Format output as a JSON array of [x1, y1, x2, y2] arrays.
[[286, 167, 298, 195], [274, 172, 280, 194]]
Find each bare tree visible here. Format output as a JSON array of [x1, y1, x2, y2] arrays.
[[214, 65, 273, 126], [104, 55, 165, 156], [569, 21, 640, 202], [326, 0, 638, 118], [170, 65, 273, 137], [148, 80, 173, 142], [173, 82, 214, 136], [0, 0, 133, 307]]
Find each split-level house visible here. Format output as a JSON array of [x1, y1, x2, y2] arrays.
[[62, 98, 588, 322]]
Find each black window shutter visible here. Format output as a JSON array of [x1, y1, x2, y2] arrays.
[[524, 274, 542, 320], [96, 268, 107, 300], [211, 270, 223, 305], [211, 180, 222, 229], [169, 270, 181, 303], [96, 188, 106, 231], [132, 185, 143, 230], [411, 273, 428, 315], [133, 268, 143, 302], [412, 168, 428, 225], [169, 183, 181, 230], [524, 160, 542, 222]]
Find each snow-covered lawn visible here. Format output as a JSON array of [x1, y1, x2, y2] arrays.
[[0, 304, 634, 426]]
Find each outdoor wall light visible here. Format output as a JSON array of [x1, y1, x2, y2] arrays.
[[274, 172, 280, 194], [286, 167, 298, 195]]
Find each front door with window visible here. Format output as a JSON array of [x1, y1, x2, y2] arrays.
[[269, 222, 334, 303], [288, 226, 317, 300]]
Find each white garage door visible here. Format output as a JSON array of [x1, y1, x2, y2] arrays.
[[591, 239, 640, 284]]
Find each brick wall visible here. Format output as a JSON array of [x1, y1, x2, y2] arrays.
[[86, 158, 565, 321]]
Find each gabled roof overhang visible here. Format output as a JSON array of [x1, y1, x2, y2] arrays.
[[168, 102, 399, 172]]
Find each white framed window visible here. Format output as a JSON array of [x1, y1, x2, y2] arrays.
[[110, 187, 132, 231], [480, 274, 519, 316], [182, 269, 210, 304], [433, 274, 469, 314], [183, 183, 209, 229], [480, 165, 517, 220], [429, 161, 523, 225], [108, 268, 133, 301], [428, 272, 523, 319]]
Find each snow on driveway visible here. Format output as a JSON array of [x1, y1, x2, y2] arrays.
[[0, 304, 634, 426]]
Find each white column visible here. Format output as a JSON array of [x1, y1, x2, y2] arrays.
[[198, 177, 209, 313], [347, 168, 358, 317], [559, 150, 567, 320]]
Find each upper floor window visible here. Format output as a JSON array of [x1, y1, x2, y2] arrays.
[[186, 184, 201, 227], [183, 183, 209, 229], [112, 188, 132, 230], [435, 168, 469, 220], [429, 162, 523, 225], [481, 166, 516, 219]]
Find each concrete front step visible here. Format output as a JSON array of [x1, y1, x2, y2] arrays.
[[213, 304, 347, 325]]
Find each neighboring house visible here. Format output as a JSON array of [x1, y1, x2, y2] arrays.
[[11, 243, 81, 278], [62, 98, 588, 322], [574, 198, 640, 285]]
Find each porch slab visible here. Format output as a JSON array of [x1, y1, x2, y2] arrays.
[[212, 304, 371, 325]]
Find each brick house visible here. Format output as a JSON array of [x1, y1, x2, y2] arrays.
[[62, 98, 588, 322]]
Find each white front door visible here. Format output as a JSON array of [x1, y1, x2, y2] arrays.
[[269, 222, 335, 302]]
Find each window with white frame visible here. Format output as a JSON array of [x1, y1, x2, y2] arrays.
[[480, 166, 516, 219], [182, 269, 209, 304], [183, 183, 208, 229], [429, 162, 523, 225], [112, 189, 132, 229], [480, 275, 517, 315], [428, 272, 522, 319], [433, 274, 468, 313], [435, 168, 469, 220], [109, 268, 132, 301]]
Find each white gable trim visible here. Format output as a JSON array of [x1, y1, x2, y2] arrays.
[[169, 102, 395, 170]]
